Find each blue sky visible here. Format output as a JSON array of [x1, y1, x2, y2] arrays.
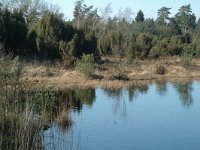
[[47, 0, 200, 20]]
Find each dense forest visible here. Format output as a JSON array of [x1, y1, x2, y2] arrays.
[[0, 0, 200, 66]]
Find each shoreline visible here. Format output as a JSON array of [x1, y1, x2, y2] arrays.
[[23, 77, 200, 90], [22, 56, 200, 90]]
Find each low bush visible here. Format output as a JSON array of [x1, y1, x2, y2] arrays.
[[180, 49, 193, 69], [75, 54, 95, 77], [155, 65, 167, 75]]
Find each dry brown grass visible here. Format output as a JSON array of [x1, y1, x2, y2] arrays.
[[22, 56, 200, 90]]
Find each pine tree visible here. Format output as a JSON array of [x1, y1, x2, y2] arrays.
[[135, 10, 144, 22]]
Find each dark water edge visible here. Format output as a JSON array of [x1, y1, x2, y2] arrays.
[[42, 81, 200, 150]]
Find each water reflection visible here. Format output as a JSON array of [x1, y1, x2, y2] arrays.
[[127, 83, 149, 101], [173, 82, 193, 107], [102, 88, 126, 118], [155, 81, 168, 96], [101, 81, 194, 109], [42, 82, 199, 150], [103, 88, 122, 99], [58, 88, 95, 112], [101, 84, 149, 118], [102, 83, 149, 102], [24, 88, 95, 149]]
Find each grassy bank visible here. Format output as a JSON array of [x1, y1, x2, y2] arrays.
[[0, 55, 72, 149], [22, 56, 200, 90]]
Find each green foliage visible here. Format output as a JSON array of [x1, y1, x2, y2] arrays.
[[1, 0, 48, 28], [168, 18, 182, 36], [126, 35, 137, 62], [59, 40, 75, 67], [60, 30, 98, 66], [175, 4, 196, 34], [98, 31, 112, 55], [135, 10, 144, 22], [136, 32, 153, 58], [131, 19, 157, 35], [192, 20, 200, 57], [0, 1, 200, 64], [27, 87, 57, 113], [150, 36, 184, 58], [0, 55, 22, 102], [110, 30, 128, 57], [35, 12, 65, 59], [25, 29, 38, 57], [75, 54, 95, 77], [157, 7, 171, 26], [180, 47, 193, 68], [0, 9, 27, 55], [167, 36, 184, 55], [73, 0, 99, 30], [82, 31, 98, 55]]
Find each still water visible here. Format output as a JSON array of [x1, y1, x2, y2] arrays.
[[44, 81, 200, 150]]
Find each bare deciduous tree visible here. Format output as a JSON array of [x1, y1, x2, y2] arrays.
[[0, 0, 48, 27]]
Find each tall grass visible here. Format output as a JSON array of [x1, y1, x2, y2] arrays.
[[0, 54, 72, 149]]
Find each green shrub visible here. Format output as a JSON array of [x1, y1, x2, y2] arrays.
[[75, 54, 95, 77], [180, 49, 193, 69]]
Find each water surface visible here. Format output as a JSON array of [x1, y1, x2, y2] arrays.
[[44, 81, 200, 150]]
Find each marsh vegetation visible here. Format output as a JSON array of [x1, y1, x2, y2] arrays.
[[1, 0, 200, 149]]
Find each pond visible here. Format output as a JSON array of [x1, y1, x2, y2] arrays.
[[44, 81, 200, 150]]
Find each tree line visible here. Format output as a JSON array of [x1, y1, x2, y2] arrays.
[[0, 0, 200, 65]]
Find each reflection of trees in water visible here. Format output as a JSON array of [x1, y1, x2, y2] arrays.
[[102, 88, 126, 118], [127, 84, 149, 102], [28, 88, 95, 131], [58, 88, 96, 113], [103, 83, 149, 102], [102, 84, 149, 118], [155, 81, 167, 96], [102, 88, 122, 100], [173, 82, 193, 107], [1, 88, 94, 149]]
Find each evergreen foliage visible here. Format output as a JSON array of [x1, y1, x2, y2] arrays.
[[75, 53, 95, 77], [135, 10, 144, 22], [0, 0, 199, 67]]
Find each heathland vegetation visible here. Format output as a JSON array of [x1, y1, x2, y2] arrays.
[[1, 0, 200, 149], [0, 0, 200, 86], [1, 0, 200, 68]]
